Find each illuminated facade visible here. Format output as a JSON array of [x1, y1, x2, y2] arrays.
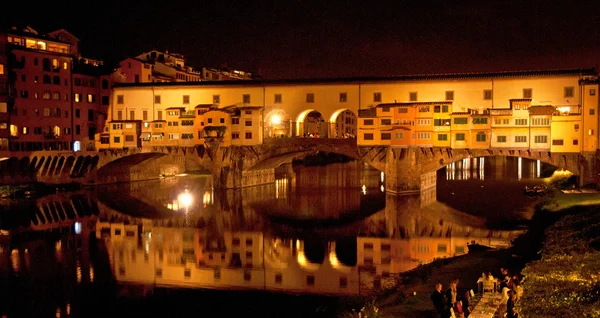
[[99, 68, 598, 154], [0, 26, 115, 152]]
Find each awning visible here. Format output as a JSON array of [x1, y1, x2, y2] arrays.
[[151, 132, 164, 136], [139, 132, 151, 139]]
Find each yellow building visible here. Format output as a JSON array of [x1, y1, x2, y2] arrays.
[[528, 106, 553, 151], [100, 68, 598, 155]]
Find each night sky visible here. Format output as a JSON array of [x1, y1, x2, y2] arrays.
[[4, 0, 600, 79]]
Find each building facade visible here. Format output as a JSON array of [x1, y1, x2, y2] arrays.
[[98, 68, 599, 155], [0, 26, 115, 153]]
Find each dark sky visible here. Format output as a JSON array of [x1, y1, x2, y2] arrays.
[[4, 0, 600, 79]]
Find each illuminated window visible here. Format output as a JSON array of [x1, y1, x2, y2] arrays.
[[0, 123, 6, 129], [10, 125, 17, 137], [22, 127, 28, 135], [589, 129, 594, 136], [53, 92, 60, 100], [74, 93, 81, 103], [63, 62, 68, 70], [0, 64, 4, 75], [26, 39, 36, 49], [87, 94, 94, 103], [52, 59, 59, 70], [42, 91, 51, 100], [37, 41, 47, 50]]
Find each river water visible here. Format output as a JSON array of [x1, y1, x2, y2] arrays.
[[0, 156, 551, 317]]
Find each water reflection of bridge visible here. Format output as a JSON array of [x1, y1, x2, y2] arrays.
[[0, 178, 524, 297]]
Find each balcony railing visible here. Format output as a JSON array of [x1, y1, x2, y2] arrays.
[[179, 111, 195, 118], [489, 109, 513, 116]]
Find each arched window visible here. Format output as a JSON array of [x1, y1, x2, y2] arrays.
[[42, 58, 50, 71], [53, 92, 60, 100], [42, 91, 51, 100], [102, 79, 109, 89], [52, 59, 59, 70]]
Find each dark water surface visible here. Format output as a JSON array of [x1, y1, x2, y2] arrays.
[[0, 157, 548, 317]]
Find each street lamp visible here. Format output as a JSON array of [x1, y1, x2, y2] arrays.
[[271, 114, 281, 125], [178, 189, 193, 210]]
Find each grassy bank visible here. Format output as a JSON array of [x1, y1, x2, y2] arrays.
[[347, 190, 596, 318], [517, 199, 600, 317]]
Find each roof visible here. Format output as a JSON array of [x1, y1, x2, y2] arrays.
[[113, 68, 597, 89], [377, 101, 452, 108], [194, 104, 213, 108], [509, 98, 532, 102], [528, 105, 556, 115], [165, 107, 186, 110]]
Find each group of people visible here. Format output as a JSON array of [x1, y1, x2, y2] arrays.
[[498, 268, 523, 318], [430, 279, 471, 318]]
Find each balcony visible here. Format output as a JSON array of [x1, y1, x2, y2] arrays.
[[553, 105, 581, 116]]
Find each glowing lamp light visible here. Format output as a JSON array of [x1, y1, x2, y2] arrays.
[[556, 106, 570, 114], [271, 115, 282, 125], [74, 222, 82, 234], [178, 190, 193, 209]]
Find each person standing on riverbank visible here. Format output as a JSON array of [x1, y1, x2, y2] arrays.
[[446, 279, 458, 309], [431, 283, 447, 318]]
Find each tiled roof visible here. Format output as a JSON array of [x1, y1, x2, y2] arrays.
[[113, 68, 597, 88], [528, 105, 556, 115]]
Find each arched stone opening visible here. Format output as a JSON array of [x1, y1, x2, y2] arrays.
[[329, 109, 357, 139], [264, 109, 291, 138], [294, 109, 327, 138]]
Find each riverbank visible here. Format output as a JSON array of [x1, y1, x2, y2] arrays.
[[353, 190, 593, 318]]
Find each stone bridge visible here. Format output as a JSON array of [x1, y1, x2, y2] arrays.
[[0, 139, 596, 192]]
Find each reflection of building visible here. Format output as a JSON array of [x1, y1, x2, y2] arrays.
[[98, 223, 360, 295]]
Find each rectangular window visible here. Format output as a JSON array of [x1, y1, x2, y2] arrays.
[[438, 134, 448, 141], [590, 89, 596, 96], [523, 88, 532, 99], [0, 64, 4, 75], [381, 133, 391, 140], [117, 95, 124, 104], [102, 96, 109, 105], [515, 119, 528, 125], [274, 94, 282, 103], [417, 132, 430, 140], [497, 135, 507, 143], [364, 133, 374, 140], [476, 132, 486, 142], [381, 119, 392, 125], [183, 95, 190, 104], [143, 110, 148, 121], [231, 132, 240, 139], [409, 92, 417, 101], [373, 92, 381, 102], [232, 118, 240, 125], [74, 93, 81, 103], [245, 132, 252, 139], [208, 118, 213, 124], [534, 135, 548, 143], [573, 139, 579, 145], [125, 135, 134, 142], [515, 136, 527, 143], [532, 117, 550, 125], [483, 89, 493, 100], [590, 109, 595, 116], [445, 91, 454, 101], [453, 117, 468, 125], [455, 133, 465, 141], [242, 94, 251, 104], [363, 119, 374, 125], [564, 87, 574, 98], [154, 95, 161, 104], [473, 117, 488, 124], [306, 93, 314, 103], [157, 111, 163, 120], [213, 94, 220, 104], [418, 106, 430, 112], [339, 92, 347, 102], [245, 120, 252, 127], [117, 111, 123, 120], [434, 105, 441, 113], [552, 139, 564, 145], [575, 124, 580, 130], [113, 136, 120, 143], [395, 132, 404, 139], [434, 119, 450, 126]]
